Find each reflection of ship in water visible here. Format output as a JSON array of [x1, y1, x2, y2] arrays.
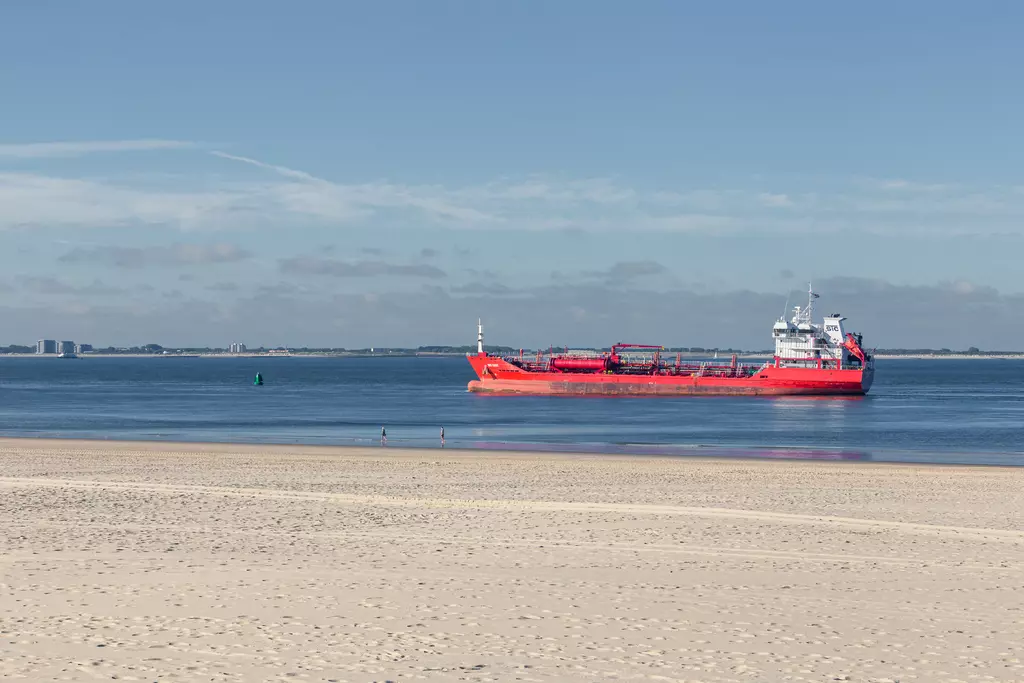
[[770, 390, 862, 437], [769, 394, 866, 402]]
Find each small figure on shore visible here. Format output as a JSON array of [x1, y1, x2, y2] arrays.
[[380, 426, 387, 446], [440, 426, 445, 447]]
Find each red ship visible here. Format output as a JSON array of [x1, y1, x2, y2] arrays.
[[467, 286, 874, 396]]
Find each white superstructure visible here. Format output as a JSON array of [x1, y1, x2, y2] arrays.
[[772, 284, 871, 370]]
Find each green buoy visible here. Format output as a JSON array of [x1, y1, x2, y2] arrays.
[[254, 372, 263, 386]]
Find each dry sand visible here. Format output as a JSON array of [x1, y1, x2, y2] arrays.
[[1, 438, 1023, 682]]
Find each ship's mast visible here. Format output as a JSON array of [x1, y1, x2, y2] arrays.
[[477, 319, 484, 355], [789, 282, 818, 327], [806, 281, 815, 323]]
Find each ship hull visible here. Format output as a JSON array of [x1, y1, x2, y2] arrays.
[[467, 356, 873, 397]]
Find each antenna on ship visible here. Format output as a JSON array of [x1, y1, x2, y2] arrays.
[[477, 318, 484, 356]]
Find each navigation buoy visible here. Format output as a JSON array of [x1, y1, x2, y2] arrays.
[[254, 372, 263, 386]]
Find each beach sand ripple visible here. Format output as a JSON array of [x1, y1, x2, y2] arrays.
[[1, 439, 1022, 682]]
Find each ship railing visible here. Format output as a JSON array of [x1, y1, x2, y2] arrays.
[[774, 357, 845, 370], [618, 355, 658, 364]]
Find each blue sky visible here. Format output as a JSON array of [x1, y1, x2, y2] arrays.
[[2, 2, 1023, 349]]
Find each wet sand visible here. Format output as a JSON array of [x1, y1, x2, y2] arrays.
[[2, 438, 1023, 682]]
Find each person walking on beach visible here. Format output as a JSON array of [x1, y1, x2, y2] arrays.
[[440, 426, 445, 448], [380, 426, 387, 446]]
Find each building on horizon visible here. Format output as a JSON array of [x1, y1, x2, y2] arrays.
[[229, 342, 247, 354], [75, 343, 93, 354], [36, 339, 57, 354], [57, 341, 75, 355]]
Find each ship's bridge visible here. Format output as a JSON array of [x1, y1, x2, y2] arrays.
[[771, 286, 865, 370]]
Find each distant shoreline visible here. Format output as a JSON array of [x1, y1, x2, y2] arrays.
[[873, 354, 1024, 360]]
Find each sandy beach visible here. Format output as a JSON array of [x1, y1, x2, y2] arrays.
[[2, 439, 1022, 682]]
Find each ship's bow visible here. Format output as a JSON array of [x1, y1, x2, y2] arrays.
[[466, 353, 499, 392]]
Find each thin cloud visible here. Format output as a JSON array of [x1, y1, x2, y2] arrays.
[[758, 192, 793, 208], [870, 178, 950, 192], [59, 243, 252, 268], [278, 256, 447, 279], [0, 173, 246, 230], [210, 150, 324, 183], [640, 214, 738, 232], [205, 281, 241, 292], [582, 260, 668, 283], [450, 282, 517, 296], [460, 177, 638, 205], [0, 139, 192, 158], [4, 144, 1024, 237], [211, 150, 499, 224], [20, 276, 125, 296]]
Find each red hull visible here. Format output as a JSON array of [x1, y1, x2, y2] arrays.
[[467, 354, 873, 396]]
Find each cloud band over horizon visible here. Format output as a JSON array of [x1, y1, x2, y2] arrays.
[[3, 140, 1024, 350], [2, 139, 1023, 237]]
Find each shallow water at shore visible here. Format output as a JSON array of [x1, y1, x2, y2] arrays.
[[0, 356, 1021, 465]]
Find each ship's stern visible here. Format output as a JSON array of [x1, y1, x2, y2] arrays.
[[860, 363, 875, 394]]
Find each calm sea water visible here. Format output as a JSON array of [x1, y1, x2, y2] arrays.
[[0, 356, 1022, 465]]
